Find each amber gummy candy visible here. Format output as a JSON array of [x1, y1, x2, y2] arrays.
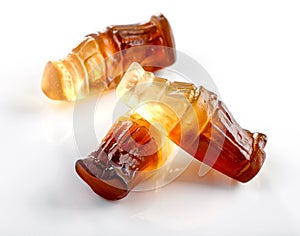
[[75, 113, 171, 200], [117, 63, 267, 183], [42, 14, 175, 101]]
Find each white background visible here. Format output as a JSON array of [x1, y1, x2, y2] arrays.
[[1, 0, 299, 235]]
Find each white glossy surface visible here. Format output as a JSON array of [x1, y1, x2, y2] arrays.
[[0, 0, 300, 235]]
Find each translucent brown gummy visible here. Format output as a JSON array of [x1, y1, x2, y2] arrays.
[[168, 91, 267, 182], [117, 63, 268, 183], [41, 14, 175, 101], [75, 114, 169, 200]]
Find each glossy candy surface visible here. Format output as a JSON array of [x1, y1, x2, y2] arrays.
[[117, 63, 267, 182], [75, 113, 170, 200], [42, 14, 175, 101]]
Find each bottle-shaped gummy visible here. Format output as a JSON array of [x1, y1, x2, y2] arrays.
[[42, 14, 175, 101], [117, 63, 267, 183], [75, 113, 171, 200]]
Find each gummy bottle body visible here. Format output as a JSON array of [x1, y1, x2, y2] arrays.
[[42, 14, 175, 101], [117, 63, 267, 183], [167, 87, 267, 182], [75, 114, 170, 200]]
